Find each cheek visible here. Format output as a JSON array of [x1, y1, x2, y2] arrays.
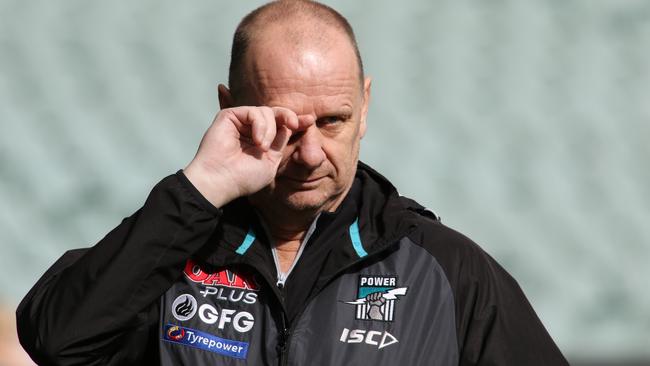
[[324, 135, 361, 176]]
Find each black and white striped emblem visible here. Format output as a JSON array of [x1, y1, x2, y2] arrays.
[[343, 275, 408, 322]]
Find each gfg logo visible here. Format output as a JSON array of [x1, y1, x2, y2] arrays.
[[172, 294, 197, 321], [169, 294, 255, 333], [198, 304, 254, 333], [339, 328, 398, 349]]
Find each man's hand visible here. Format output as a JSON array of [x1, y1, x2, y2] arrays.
[[184, 106, 300, 208], [366, 292, 386, 321]]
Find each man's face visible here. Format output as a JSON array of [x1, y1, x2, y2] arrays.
[[239, 29, 371, 214]]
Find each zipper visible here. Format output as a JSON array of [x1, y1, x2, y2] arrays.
[[277, 302, 290, 366], [269, 214, 320, 290], [235, 263, 290, 366], [255, 271, 292, 366], [255, 213, 320, 365]]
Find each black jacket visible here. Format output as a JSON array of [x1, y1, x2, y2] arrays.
[[17, 162, 569, 365]]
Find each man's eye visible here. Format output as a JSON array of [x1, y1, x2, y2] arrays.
[[317, 115, 347, 126]]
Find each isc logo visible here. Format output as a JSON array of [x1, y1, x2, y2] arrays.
[[339, 328, 398, 349]]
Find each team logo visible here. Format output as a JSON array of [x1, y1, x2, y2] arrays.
[[343, 275, 407, 321], [172, 294, 197, 321], [166, 325, 186, 341]]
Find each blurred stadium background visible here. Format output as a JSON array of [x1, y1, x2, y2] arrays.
[[1, 0, 649, 365]]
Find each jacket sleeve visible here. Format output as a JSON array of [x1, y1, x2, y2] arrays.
[[454, 248, 569, 366], [411, 222, 569, 365], [16, 171, 221, 365]]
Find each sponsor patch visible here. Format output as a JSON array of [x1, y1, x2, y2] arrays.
[[163, 324, 249, 359], [172, 294, 197, 321], [184, 260, 259, 291], [169, 294, 256, 332], [199, 286, 258, 304], [184, 260, 260, 305], [339, 327, 398, 349], [343, 275, 408, 322], [167, 325, 185, 341], [198, 304, 255, 333]]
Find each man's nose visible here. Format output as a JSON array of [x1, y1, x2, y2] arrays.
[[292, 115, 325, 168]]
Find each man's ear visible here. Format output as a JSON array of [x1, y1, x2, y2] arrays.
[[359, 76, 372, 138], [218, 84, 234, 109]]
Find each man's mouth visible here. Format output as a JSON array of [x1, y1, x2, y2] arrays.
[[280, 175, 326, 186]]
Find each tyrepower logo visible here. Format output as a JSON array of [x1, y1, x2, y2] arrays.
[[166, 325, 185, 341], [184, 260, 259, 304], [163, 324, 249, 359], [339, 328, 398, 349]]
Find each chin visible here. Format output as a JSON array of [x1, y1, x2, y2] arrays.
[[250, 179, 347, 214], [280, 190, 333, 212]]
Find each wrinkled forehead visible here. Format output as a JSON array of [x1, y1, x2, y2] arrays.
[[240, 26, 362, 111]]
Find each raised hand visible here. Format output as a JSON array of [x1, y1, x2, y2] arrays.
[[366, 292, 386, 320], [184, 106, 300, 208]]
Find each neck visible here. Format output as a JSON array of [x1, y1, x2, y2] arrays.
[[254, 204, 319, 244], [253, 204, 321, 274], [248, 180, 354, 268]]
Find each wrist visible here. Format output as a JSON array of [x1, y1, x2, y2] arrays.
[[183, 161, 240, 208]]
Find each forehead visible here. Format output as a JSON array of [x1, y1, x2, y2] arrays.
[[244, 29, 361, 114]]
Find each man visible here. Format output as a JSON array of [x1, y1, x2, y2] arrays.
[[17, 1, 568, 365]]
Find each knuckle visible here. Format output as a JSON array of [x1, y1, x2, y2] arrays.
[[259, 106, 272, 115]]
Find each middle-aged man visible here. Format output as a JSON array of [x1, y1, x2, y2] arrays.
[[17, 1, 569, 365]]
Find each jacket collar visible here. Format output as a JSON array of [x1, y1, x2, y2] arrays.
[[195, 161, 425, 270]]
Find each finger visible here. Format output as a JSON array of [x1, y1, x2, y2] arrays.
[[248, 108, 268, 148], [272, 107, 299, 131], [259, 107, 277, 150], [270, 125, 292, 153], [226, 107, 267, 147]]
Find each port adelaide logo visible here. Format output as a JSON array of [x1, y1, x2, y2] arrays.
[[344, 275, 408, 322]]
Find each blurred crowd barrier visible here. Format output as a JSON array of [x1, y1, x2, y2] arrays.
[[1, 1, 648, 364]]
